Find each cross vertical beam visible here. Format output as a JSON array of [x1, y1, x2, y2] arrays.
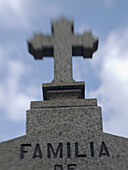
[[28, 18, 98, 100], [28, 18, 98, 84], [52, 19, 74, 83]]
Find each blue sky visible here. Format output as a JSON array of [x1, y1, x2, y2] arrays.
[[0, 0, 128, 142]]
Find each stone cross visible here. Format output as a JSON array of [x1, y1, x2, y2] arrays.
[[28, 18, 98, 84]]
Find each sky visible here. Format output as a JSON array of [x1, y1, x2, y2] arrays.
[[0, 0, 128, 142]]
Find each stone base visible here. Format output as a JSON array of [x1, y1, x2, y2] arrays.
[[0, 99, 128, 170], [27, 99, 102, 137], [0, 133, 128, 170], [42, 81, 85, 100]]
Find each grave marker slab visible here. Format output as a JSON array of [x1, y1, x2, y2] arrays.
[[0, 18, 128, 170]]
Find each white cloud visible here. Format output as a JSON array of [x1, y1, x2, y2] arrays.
[[89, 27, 128, 137], [0, 0, 22, 14], [0, 0, 29, 28], [0, 0, 62, 29], [0, 43, 39, 122], [0, 60, 29, 121]]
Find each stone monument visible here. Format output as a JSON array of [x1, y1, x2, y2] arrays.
[[0, 18, 128, 170]]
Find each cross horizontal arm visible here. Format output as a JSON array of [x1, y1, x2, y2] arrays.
[[72, 32, 98, 58], [28, 18, 99, 87], [28, 34, 53, 59]]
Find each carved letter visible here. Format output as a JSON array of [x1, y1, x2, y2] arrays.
[[32, 144, 42, 158], [67, 143, 71, 158], [75, 142, 86, 157], [67, 164, 77, 170], [90, 141, 94, 157], [20, 144, 31, 159], [99, 141, 110, 157], [47, 143, 63, 158], [54, 165, 63, 170]]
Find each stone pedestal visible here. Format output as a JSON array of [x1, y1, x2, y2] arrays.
[[0, 18, 128, 170], [43, 82, 85, 100], [0, 98, 128, 170]]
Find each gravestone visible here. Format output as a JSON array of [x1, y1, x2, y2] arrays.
[[0, 18, 128, 170]]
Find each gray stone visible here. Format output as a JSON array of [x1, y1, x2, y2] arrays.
[[28, 18, 98, 100], [0, 99, 128, 169], [43, 81, 85, 100], [28, 18, 98, 84], [0, 18, 128, 170]]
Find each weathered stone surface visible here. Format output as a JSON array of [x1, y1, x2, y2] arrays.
[[28, 18, 98, 100], [0, 99, 128, 170], [0, 18, 128, 170], [27, 99, 102, 137], [28, 18, 98, 84], [30, 98, 97, 109], [43, 81, 85, 100]]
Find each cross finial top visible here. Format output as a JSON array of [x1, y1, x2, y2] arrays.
[[52, 17, 74, 35], [28, 18, 98, 100], [28, 18, 98, 84]]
